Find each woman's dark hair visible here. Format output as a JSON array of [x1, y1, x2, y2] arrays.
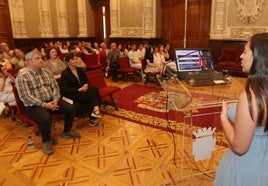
[[0, 64, 3, 73], [144, 45, 153, 62], [245, 33, 268, 132], [65, 53, 76, 63], [45, 47, 58, 59]]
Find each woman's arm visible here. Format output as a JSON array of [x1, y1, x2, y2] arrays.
[[221, 91, 257, 155]]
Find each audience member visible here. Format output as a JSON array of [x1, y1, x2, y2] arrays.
[[43, 47, 67, 79], [83, 42, 96, 55], [93, 42, 100, 54], [60, 53, 102, 127], [68, 45, 86, 70], [15, 50, 80, 155], [0, 51, 12, 70], [144, 45, 160, 73], [10, 48, 25, 69], [0, 64, 15, 115], [123, 43, 131, 57], [106, 42, 120, 82], [137, 43, 145, 61], [215, 33, 268, 185], [59, 41, 69, 54], [0, 42, 13, 60], [164, 44, 173, 61], [128, 43, 142, 69], [117, 43, 125, 58]]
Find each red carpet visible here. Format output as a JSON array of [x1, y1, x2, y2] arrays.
[[105, 84, 223, 132]]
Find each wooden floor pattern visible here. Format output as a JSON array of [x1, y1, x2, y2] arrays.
[[0, 112, 227, 186]]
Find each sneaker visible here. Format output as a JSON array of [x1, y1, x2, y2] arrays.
[[43, 141, 53, 155], [91, 110, 102, 118], [61, 130, 81, 138], [89, 120, 101, 127]]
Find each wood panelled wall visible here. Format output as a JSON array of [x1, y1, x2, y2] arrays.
[[161, 0, 211, 49], [0, 0, 13, 47]]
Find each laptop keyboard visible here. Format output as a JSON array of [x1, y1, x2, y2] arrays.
[[183, 71, 223, 80]]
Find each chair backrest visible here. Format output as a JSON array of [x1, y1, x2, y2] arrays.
[[118, 57, 131, 69], [12, 85, 26, 116], [98, 51, 107, 68], [84, 54, 99, 66], [86, 69, 107, 89], [141, 59, 147, 72], [59, 53, 66, 61]]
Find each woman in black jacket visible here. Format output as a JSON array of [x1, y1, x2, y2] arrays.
[[60, 53, 101, 127]]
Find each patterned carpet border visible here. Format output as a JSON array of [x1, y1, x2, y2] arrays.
[[103, 106, 228, 147]]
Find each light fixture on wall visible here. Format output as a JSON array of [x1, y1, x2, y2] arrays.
[[237, 0, 264, 24]]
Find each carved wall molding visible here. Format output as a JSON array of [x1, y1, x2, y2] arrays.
[[55, 0, 69, 37], [77, 0, 88, 37], [110, 0, 160, 38], [38, 0, 53, 37], [236, 0, 264, 24], [8, 0, 28, 38], [210, 0, 268, 40]]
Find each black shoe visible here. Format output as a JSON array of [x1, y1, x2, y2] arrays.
[[89, 120, 101, 127], [43, 141, 53, 155], [62, 130, 81, 138]]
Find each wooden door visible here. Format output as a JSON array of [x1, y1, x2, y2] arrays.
[[0, 0, 13, 48], [161, 0, 211, 50], [92, 0, 110, 44]]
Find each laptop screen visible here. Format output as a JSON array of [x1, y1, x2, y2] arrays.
[[174, 48, 214, 72]]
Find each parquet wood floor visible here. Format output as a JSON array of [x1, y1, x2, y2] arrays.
[[0, 113, 227, 186], [0, 77, 247, 186]]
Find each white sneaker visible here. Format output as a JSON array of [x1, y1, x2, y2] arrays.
[[0, 103, 5, 116]]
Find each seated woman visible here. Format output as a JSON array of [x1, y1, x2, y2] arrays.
[[43, 47, 67, 79], [0, 64, 16, 115], [68, 45, 86, 70], [144, 45, 161, 73], [60, 53, 102, 127], [10, 48, 25, 69]]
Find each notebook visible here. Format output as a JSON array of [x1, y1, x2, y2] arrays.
[[174, 48, 231, 87]]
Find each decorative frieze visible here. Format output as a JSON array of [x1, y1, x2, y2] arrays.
[[230, 28, 267, 39], [121, 28, 143, 37]]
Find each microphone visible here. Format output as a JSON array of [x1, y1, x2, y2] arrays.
[[175, 48, 208, 60]]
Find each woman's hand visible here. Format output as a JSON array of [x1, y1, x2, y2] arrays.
[[220, 100, 232, 122], [78, 83, 88, 92]]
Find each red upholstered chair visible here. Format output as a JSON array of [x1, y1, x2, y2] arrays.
[[59, 53, 67, 61], [84, 54, 102, 70], [141, 59, 160, 84], [118, 57, 140, 80], [13, 86, 62, 142], [217, 47, 246, 77], [86, 69, 121, 110]]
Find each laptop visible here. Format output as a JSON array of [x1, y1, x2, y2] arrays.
[[174, 48, 231, 87]]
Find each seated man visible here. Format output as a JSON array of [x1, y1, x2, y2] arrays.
[[128, 43, 142, 69], [15, 50, 80, 155], [106, 42, 120, 82]]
